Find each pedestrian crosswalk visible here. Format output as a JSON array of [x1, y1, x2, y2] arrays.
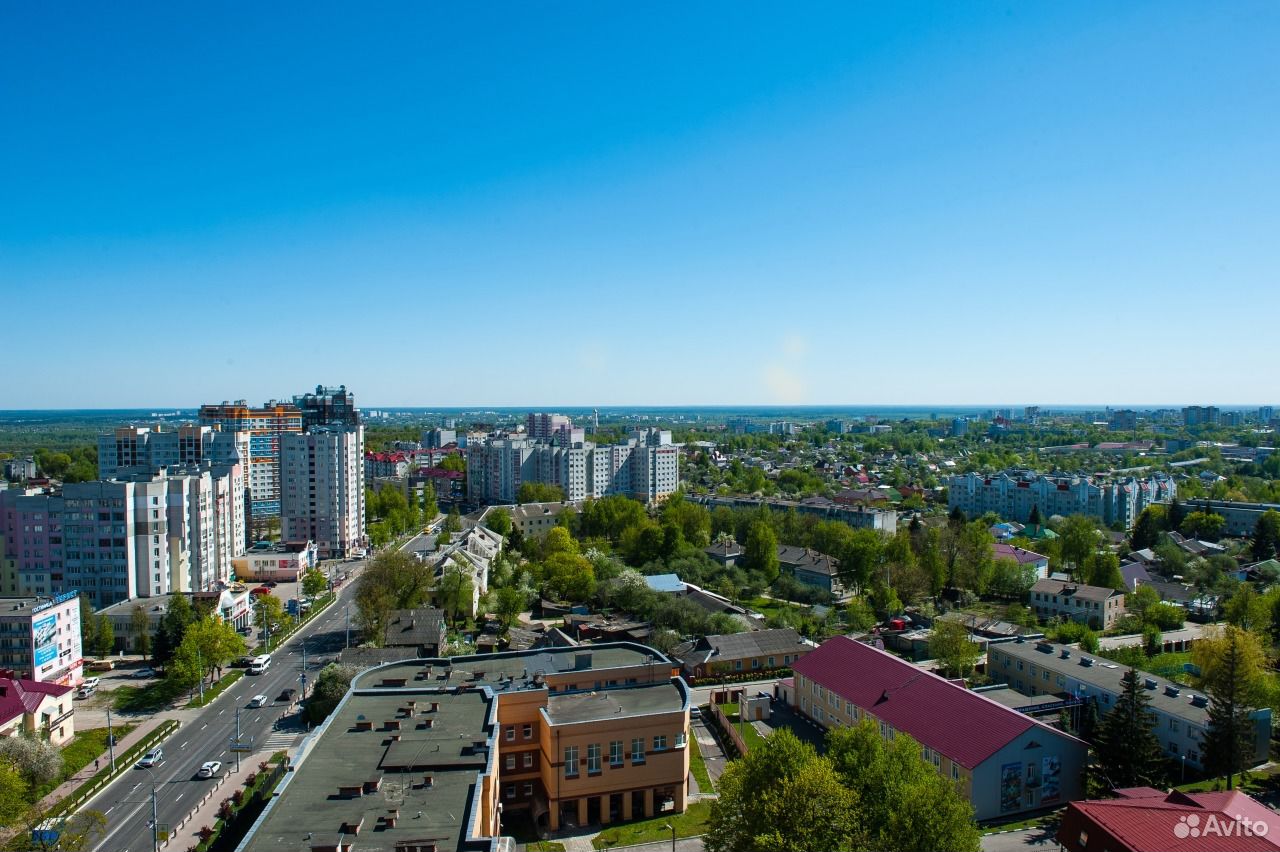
[[262, 730, 304, 751]]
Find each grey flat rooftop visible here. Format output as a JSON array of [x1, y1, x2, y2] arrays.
[[546, 682, 685, 724], [241, 688, 495, 852]]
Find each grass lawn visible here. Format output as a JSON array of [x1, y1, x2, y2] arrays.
[[1145, 651, 1194, 684], [527, 843, 566, 852], [31, 725, 138, 799], [1174, 765, 1280, 795], [189, 670, 244, 708], [980, 811, 1058, 835], [113, 679, 182, 713], [718, 702, 767, 752], [688, 736, 714, 794], [592, 800, 712, 849]]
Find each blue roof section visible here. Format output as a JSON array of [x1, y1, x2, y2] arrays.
[[645, 573, 686, 593]]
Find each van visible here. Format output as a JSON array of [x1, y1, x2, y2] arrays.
[[87, 660, 115, 672], [249, 654, 271, 675]]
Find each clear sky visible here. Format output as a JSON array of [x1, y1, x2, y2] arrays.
[[3, 3, 1278, 408]]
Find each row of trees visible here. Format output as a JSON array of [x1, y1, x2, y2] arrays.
[[367, 482, 436, 547], [354, 549, 477, 642], [706, 725, 980, 852]]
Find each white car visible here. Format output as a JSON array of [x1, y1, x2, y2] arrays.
[[136, 748, 164, 768], [80, 677, 101, 691], [248, 694, 269, 708], [197, 761, 222, 779]]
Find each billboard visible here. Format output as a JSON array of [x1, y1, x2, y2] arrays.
[[1000, 762, 1023, 813], [33, 615, 58, 667]]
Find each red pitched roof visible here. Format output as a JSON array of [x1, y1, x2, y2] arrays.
[[791, 636, 1079, 769], [1060, 789, 1280, 852], [0, 676, 72, 722]]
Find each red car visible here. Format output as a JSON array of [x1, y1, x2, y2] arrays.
[[251, 586, 271, 596]]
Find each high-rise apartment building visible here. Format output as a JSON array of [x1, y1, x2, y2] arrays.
[[467, 427, 678, 504], [293, 384, 360, 431], [0, 462, 245, 608], [1260, 406, 1275, 423], [98, 424, 249, 479], [947, 470, 1176, 530], [1182, 405, 1220, 427], [1108, 409, 1138, 432], [198, 400, 303, 519], [280, 426, 365, 559]]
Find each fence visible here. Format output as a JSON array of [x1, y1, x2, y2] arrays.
[[710, 703, 748, 758]]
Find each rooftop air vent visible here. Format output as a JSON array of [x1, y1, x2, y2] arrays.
[[1144, 678, 1158, 690], [1165, 685, 1180, 697], [1080, 657, 1094, 667]]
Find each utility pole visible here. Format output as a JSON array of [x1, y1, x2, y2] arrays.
[[151, 781, 159, 852], [106, 707, 117, 772], [300, 640, 308, 700], [235, 707, 242, 772], [345, 604, 351, 649], [196, 648, 205, 703]]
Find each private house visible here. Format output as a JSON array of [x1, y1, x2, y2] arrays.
[[1029, 579, 1125, 630], [992, 543, 1051, 579], [776, 545, 844, 597], [0, 676, 74, 745], [671, 628, 812, 679], [382, 608, 447, 656], [703, 539, 743, 567], [1057, 787, 1280, 852], [791, 636, 1087, 821]]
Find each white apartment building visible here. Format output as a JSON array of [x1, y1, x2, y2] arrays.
[[0, 463, 244, 608], [467, 428, 678, 505], [947, 470, 1176, 529], [280, 426, 366, 559]]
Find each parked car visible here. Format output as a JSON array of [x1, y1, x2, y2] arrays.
[[133, 667, 158, 680], [277, 688, 296, 703], [265, 580, 278, 588], [197, 761, 222, 779], [248, 694, 269, 708], [86, 660, 115, 672], [251, 586, 271, 596], [136, 749, 164, 768]]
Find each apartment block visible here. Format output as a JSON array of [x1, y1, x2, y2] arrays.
[[467, 428, 678, 505], [1108, 410, 1138, 432], [1182, 406, 1221, 428], [1029, 578, 1125, 630], [0, 591, 82, 687], [0, 462, 243, 608], [280, 426, 366, 559], [693, 494, 898, 534], [238, 643, 690, 852], [293, 384, 360, 431], [98, 424, 248, 479], [790, 636, 1087, 821], [199, 399, 303, 519], [988, 637, 1271, 771], [947, 470, 1176, 529]]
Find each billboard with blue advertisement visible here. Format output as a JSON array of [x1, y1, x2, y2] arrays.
[[33, 614, 58, 666]]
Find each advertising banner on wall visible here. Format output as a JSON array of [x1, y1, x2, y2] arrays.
[[33, 614, 58, 667], [1000, 761, 1023, 813]]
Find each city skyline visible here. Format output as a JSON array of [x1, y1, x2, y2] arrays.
[[5, 3, 1279, 407]]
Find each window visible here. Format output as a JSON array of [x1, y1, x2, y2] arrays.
[[524, 752, 534, 768], [505, 726, 515, 741], [675, 731, 686, 748], [505, 755, 515, 770], [610, 741, 623, 766], [631, 737, 645, 763], [1169, 718, 1179, 731], [768, 656, 776, 667], [505, 785, 516, 800], [951, 764, 960, 781], [587, 743, 601, 773], [564, 746, 578, 777], [653, 735, 667, 751], [523, 724, 533, 739], [522, 782, 533, 796], [734, 660, 742, 671]]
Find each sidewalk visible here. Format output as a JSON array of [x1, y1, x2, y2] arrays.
[[34, 714, 170, 814]]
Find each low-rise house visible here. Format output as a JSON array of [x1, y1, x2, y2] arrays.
[[1057, 787, 1280, 852], [776, 545, 844, 596], [0, 676, 74, 745], [703, 539, 743, 567], [672, 628, 812, 679], [988, 637, 1270, 771], [381, 607, 447, 656], [232, 540, 317, 583], [508, 501, 583, 536], [1120, 562, 1151, 592], [993, 543, 1050, 579], [791, 636, 1087, 821], [1030, 579, 1125, 630]]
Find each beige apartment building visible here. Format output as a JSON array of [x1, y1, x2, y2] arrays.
[[240, 643, 689, 852]]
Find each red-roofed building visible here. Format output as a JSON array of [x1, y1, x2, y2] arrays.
[[0, 675, 75, 745], [791, 636, 1087, 820], [1058, 787, 1280, 852]]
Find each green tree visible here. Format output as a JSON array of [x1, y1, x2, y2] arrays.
[[929, 620, 981, 678], [1194, 626, 1267, 789], [744, 521, 780, 582], [92, 614, 114, 658], [0, 736, 62, 793], [1094, 668, 1167, 789], [78, 595, 97, 657], [420, 481, 439, 523], [436, 559, 475, 622], [1028, 504, 1043, 527], [1085, 552, 1124, 591], [1060, 515, 1098, 578], [1127, 583, 1160, 624], [1181, 511, 1226, 541], [301, 568, 328, 598], [1167, 497, 1187, 532], [516, 482, 565, 503], [130, 605, 151, 660], [180, 614, 247, 683], [0, 761, 28, 826], [1129, 506, 1164, 551], [253, 594, 287, 641], [152, 593, 195, 667], [444, 505, 463, 533], [1250, 509, 1280, 561], [438, 454, 466, 473], [304, 663, 358, 724], [21, 807, 107, 852], [706, 730, 861, 852], [493, 587, 526, 629], [1225, 584, 1270, 635], [827, 720, 980, 852], [485, 507, 513, 537]]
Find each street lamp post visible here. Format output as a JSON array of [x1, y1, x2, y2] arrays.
[[1182, 754, 1187, 783], [137, 765, 161, 852], [663, 822, 676, 852]]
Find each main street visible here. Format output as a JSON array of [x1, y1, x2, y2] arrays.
[[86, 566, 367, 852]]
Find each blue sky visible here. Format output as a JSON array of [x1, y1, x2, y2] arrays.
[[3, 3, 1278, 408]]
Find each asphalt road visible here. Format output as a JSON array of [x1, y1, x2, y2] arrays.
[[87, 566, 367, 852]]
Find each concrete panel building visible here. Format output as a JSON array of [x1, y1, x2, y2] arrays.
[[280, 426, 366, 560], [199, 400, 304, 519], [0, 591, 82, 687], [947, 470, 1176, 529]]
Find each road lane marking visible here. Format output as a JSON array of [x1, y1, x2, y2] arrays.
[[200, 724, 208, 730]]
